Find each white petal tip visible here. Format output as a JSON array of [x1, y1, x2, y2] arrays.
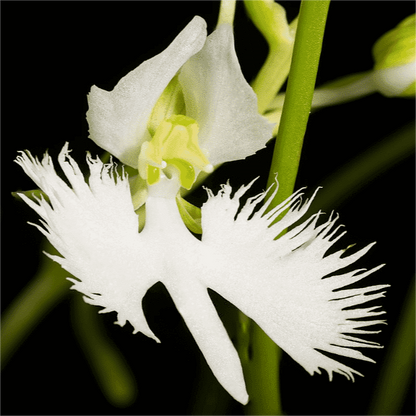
[[240, 393, 249, 405]]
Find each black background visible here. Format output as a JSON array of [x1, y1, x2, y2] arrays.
[[2, 1, 415, 415]]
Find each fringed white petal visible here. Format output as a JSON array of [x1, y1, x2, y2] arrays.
[[86, 16, 207, 168], [16, 150, 249, 404], [179, 24, 275, 166], [15, 145, 387, 402], [15, 144, 161, 341], [200, 179, 388, 381]]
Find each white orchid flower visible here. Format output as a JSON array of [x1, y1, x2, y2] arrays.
[[86, 16, 273, 200], [15, 16, 388, 405]]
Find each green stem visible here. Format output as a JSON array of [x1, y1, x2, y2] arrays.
[[267, 0, 330, 201], [71, 296, 138, 408], [1, 243, 70, 368], [310, 71, 377, 108], [368, 276, 415, 415], [240, 315, 282, 415], [241, 2, 330, 415], [267, 71, 377, 113]]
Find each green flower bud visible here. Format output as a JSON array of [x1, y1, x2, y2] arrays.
[[372, 14, 415, 97]]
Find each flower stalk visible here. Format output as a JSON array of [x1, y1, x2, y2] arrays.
[[241, 1, 331, 414], [267, 0, 331, 205]]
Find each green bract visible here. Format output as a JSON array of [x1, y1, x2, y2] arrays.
[[244, 0, 298, 113], [245, 0, 293, 48]]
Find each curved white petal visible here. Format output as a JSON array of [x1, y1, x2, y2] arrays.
[[86, 16, 207, 168], [200, 180, 388, 381], [15, 144, 161, 341], [164, 272, 248, 405], [179, 23, 275, 166]]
